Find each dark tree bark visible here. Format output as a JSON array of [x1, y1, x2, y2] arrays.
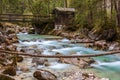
[[111, 0, 113, 20], [114, 0, 120, 27], [103, 0, 107, 24], [118, 1, 120, 27]]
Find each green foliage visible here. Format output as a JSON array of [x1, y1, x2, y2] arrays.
[[0, 0, 119, 40], [0, 0, 64, 15], [70, 0, 117, 32]]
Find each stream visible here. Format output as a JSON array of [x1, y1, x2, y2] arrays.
[[16, 33, 120, 80]]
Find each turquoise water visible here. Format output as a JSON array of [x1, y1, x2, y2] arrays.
[[17, 33, 62, 41], [17, 33, 120, 80]]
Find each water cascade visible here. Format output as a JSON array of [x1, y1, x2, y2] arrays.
[[17, 33, 120, 80]]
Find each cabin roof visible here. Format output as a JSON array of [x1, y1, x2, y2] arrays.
[[55, 7, 75, 12]]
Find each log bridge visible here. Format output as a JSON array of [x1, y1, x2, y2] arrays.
[[0, 50, 120, 58]]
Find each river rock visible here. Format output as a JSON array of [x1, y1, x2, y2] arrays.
[[20, 67, 30, 72], [44, 60, 50, 66], [108, 42, 120, 51], [0, 57, 6, 62], [0, 74, 15, 80], [17, 56, 24, 62], [61, 57, 95, 68], [2, 66, 16, 76], [85, 43, 94, 48], [28, 28, 35, 34], [33, 69, 57, 80], [6, 45, 17, 51], [32, 58, 48, 65], [94, 40, 108, 50], [7, 29, 15, 34]]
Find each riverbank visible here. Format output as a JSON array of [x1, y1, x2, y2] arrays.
[[51, 29, 120, 51]]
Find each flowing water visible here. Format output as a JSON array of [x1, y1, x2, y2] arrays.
[[17, 33, 120, 80]]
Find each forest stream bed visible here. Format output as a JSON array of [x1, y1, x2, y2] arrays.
[[0, 31, 120, 80], [16, 33, 120, 80]]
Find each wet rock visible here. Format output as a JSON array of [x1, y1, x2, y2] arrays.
[[82, 73, 89, 79], [44, 60, 50, 66], [28, 28, 35, 34], [7, 34, 18, 43], [85, 43, 94, 48], [82, 57, 95, 65], [0, 53, 8, 66], [33, 69, 57, 80], [6, 45, 17, 51], [2, 66, 16, 76], [62, 57, 95, 69], [0, 43, 6, 50], [0, 74, 15, 80], [62, 71, 82, 80], [32, 58, 48, 65], [0, 57, 6, 62], [82, 72, 96, 80], [17, 56, 24, 62], [7, 29, 15, 34], [34, 49, 42, 54], [20, 67, 30, 72], [108, 42, 120, 51], [94, 40, 108, 50], [0, 33, 6, 43]]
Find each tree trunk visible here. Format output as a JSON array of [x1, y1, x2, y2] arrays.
[[111, 0, 113, 20], [103, 0, 107, 24], [64, 0, 67, 8], [118, 1, 120, 27], [114, 0, 120, 27]]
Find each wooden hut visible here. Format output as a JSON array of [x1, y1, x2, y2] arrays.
[[53, 7, 75, 30]]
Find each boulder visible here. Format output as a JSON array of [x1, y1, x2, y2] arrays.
[[61, 57, 95, 68], [17, 56, 24, 62], [94, 40, 108, 50], [33, 69, 57, 80], [0, 74, 15, 80], [2, 66, 16, 76]]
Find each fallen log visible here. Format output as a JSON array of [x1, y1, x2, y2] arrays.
[[0, 50, 120, 58], [70, 40, 94, 43]]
